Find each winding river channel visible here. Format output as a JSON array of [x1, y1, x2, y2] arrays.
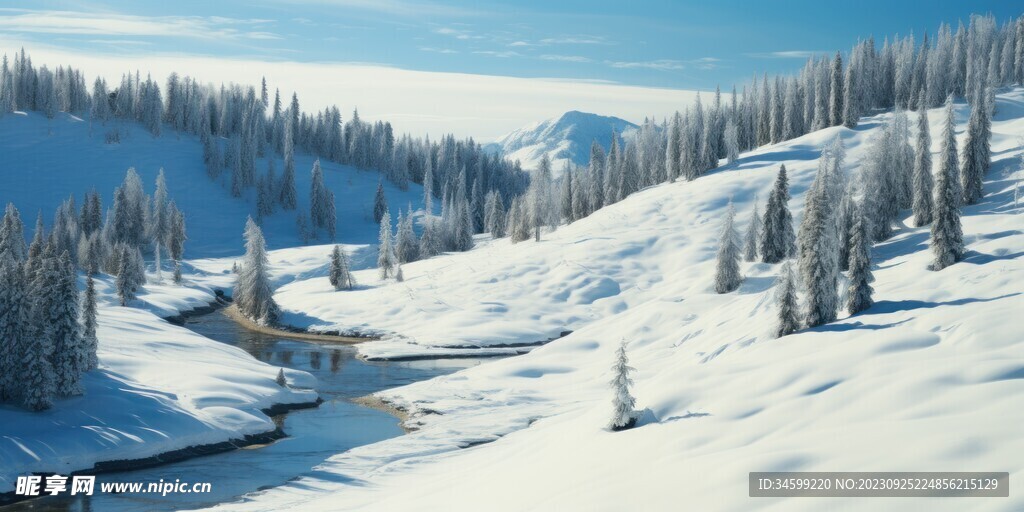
[[4, 308, 484, 512]]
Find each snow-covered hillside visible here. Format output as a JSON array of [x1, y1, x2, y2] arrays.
[[206, 89, 1024, 512], [0, 112, 425, 257], [484, 111, 636, 173]]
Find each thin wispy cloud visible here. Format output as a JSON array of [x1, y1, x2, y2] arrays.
[[420, 46, 459, 54], [540, 35, 610, 45], [747, 50, 826, 59], [473, 50, 522, 58], [434, 27, 483, 40], [0, 9, 281, 42], [606, 59, 686, 71], [539, 54, 592, 63], [266, 0, 484, 18]]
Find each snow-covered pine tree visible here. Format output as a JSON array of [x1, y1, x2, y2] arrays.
[[798, 142, 842, 327], [846, 203, 875, 315], [743, 198, 761, 262], [275, 368, 287, 387], [607, 340, 638, 431], [960, 87, 992, 205], [714, 201, 742, 293], [309, 159, 330, 238], [529, 155, 556, 242], [0, 258, 27, 402], [760, 164, 796, 263], [560, 167, 574, 222], [329, 245, 354, 290], [279, 120, 297, 210], [50, 250, 83, 397], [395, 211, 419, 263], [166, 201, 186, 263], [724, 117, 740, 165], [0, 203, 26, 263], [912, 91, 934, 226], [829, 52, 844, 126], [115, 245, 136, 305], [930, 96, 965, 271], [82, 274, 98, 370], [373, 181, 388, 224], [377, 211, 396, 279], [234, 217, 280, 325], [773, 261, 801, 337], [22, 245, 56, 411], [665, 113, 682, 181], [422, 158, 434, 214], [395, 264, 404, 282]]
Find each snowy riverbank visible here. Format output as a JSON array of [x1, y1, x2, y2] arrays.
[[0, 272, 319, 495]]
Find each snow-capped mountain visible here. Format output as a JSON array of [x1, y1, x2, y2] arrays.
[[485, 111, 637, 174]]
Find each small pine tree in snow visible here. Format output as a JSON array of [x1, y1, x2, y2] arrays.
[[395, 264, 404, 282], [82, 274, 99, 370], [377, 211, 397, 279], [714, 201, 742, 293], [329, 245, 355, 291], [607, 340, 638, 431], [930, 96, 965, 271], [234, 217, 280, 325], [743, 198, 761, 262], [912, 92, 934, 226], [845, 204, 875, 315], [774, 261, 801, 337], [115, 245, 136, 305], [280, 121, 297, 210], [373, 182, 388, 224], [275, 368, 287, 387], [760, 165, 796, 263]]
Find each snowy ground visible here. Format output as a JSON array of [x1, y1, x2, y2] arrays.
[[0, 271, 318, 494], [202, 89, 1024, 511]]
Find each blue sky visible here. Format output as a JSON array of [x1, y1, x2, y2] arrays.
[[1, 1, 1020, 90]]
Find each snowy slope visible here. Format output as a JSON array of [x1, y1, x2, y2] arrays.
[[484, 111, 636, 173], [205, 89, 1024, 511], [0, 271, 318, 493], [0, 112, 425, 257]]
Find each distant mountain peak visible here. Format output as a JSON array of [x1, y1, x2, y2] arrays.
[[485, 111, 637, 175]]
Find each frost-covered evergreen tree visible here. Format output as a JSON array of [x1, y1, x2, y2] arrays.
[[724, 118, 740, 164], [373, 181, 388, 224], [743, 198, 761, 262], [798, 141, 843, 327], [50, 250, 83, 397], [395, 264, 404, 282], [714, 201, 742, 293], [912, 92, 934, 226], [275, 368, 287, 387], [0, 258, 27, 402], [529, 155, 556, 242], [607, 340, 638, 431], [760, 165, 796, 263], [377, 211, 397, 279], [329, 245, 355, 291], [234, 217, 280, 325], [115, 245, 135, 305], [509, 197, 531, 243], [165, 202, 186, 284], [484, 191, 506, 238], [422, 158, 434, 214], [665, 114, 682, 181], [773, 261, 801, 337], [395, 210, 419, 263], [279, 120, 297, 210], [0, 203, 26, 262], [309, 159, 334, 238], [82, 274, 99, 370], [829, 52, 844, 126], [930, 97, 965, 270], [846, 204, 875, 315], [960, 88, 992, 205]]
